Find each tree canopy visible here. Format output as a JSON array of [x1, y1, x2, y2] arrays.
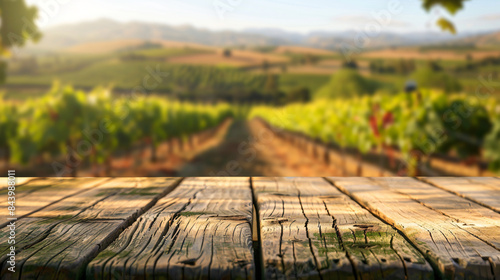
[[0, 0, 41, 84], [0, 0, 41, 52]]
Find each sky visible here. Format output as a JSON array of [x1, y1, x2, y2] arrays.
[[27, 0, 500, 34]]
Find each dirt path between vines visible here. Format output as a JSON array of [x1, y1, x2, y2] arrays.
[[177, 119, 342, 176], [77, 119, 342, 177]]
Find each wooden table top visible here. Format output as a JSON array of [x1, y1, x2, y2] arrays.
[[1, 177, 499, 279]]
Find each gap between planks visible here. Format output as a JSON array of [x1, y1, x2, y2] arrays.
[[250, 177, 265, 280]]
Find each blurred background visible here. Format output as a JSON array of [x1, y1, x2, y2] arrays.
[[1, 0, 499, 177]]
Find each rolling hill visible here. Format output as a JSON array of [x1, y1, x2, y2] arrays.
[[26, 19, 496, 53], [454, 31, 500, 48]]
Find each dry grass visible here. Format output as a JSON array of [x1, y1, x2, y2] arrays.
[[458, 31, 500, 48], [65, 39, 217, 54], [155, 40, 217, 51], [65, 39, 146, 54], [230, 49, 288, 63], [274, 45, 337, 56], [317, 59, 342, 67], [168, 49, 288, 67], [360, 47, 500, 60], [64, 39, 289, 67]]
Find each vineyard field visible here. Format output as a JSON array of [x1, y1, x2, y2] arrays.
[[0, 85, 235, 176], [2, 85, 499, 177], [250, 90, 500, 175]]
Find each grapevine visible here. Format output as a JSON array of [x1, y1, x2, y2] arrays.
[[250, 90, 500, 174]]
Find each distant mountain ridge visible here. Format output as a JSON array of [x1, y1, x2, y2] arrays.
[[449, 31, 500, 48], [30, 19, 499, 51]]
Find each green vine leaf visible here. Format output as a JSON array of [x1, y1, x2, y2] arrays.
[[422, 0, 467, 14], [437, 17, 457, 34]]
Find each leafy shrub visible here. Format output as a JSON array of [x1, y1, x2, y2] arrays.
[[413, 66, 462, 93]]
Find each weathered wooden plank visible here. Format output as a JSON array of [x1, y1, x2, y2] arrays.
[[375, 177, 500, 249], [420, 177, 500, 213], [0, 177, 180, 280], [253, 177, 433, 280], [87, 177, 254, 280], [328, 177, 500, 280], [0, 177, 68, 198], [10, 177, 39, 186], [0, 178, 109, 225], [255, 177, 344, 280]]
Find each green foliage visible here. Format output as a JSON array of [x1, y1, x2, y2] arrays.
[[453, 56, 500, 73], [0, 99, 18, 161], [369, 59, 416, 75], [0, 0, 41, 51], [287, 87, 311, 103], [222, 49, 232, 57], [279, 73, 329, 93], [315, 69, 379, 99], [437, 18, 457, 34], [434, 99, 492, 158], [9, 62, 268, 102], [484, 119, 500, 171], [341, 60, 358, 69], [422, 0, 467, 14], [251, 90, 500, 173], [0, 0, 41, 84], [287, 53, 321, 65], [126, 41, 163, 51], [8, 55, 38, 74], [8, 60, 331, 104], [264, 74, 279, 93], [421, 0, 468, 33], [251, 46, 277, 53], [4, 85, 233, 169], [419, 44, 476, 52], [413, 66, 462, 93], [119, 47, 210, 61], [0, 60, 6, 82], [10, 85, 89, 164]]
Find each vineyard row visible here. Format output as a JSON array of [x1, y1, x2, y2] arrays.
[[0, 85, 236, 176], [249, 90, 500, 175]]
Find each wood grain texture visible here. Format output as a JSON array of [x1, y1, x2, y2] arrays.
[[0, 178, 109, 226], [13, 177, 39, 186], [328, 177, 500, 280], [1, 176, 499, 279], [253, 177, 432, 280], [0, 177, 179, 280], [375, 178, 500, 249], [420, 177, 500, 213], [87, 177, 254, 280]]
